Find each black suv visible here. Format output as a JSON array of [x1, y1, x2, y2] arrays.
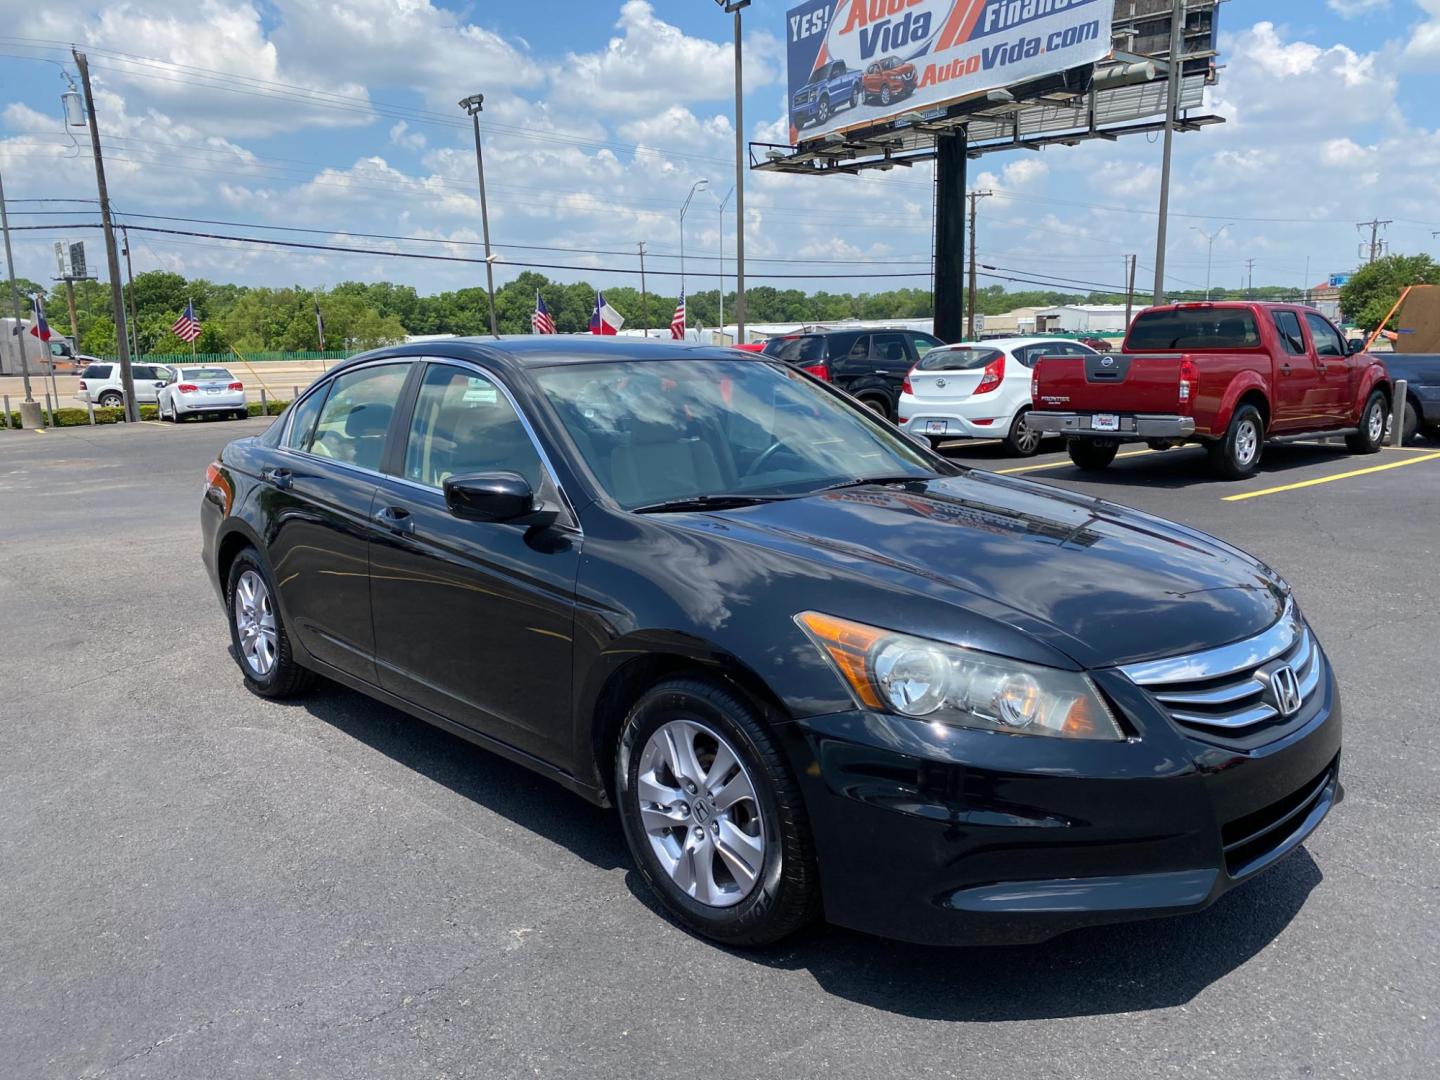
[[762, 329, 946, 420]]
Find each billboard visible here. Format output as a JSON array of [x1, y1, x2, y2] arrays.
[[785, 0, 1117, 145]]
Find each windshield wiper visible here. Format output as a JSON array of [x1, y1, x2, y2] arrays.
[[816, 474, 935, 493], [630, 493, 798, 514]]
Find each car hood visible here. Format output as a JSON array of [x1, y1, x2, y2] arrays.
[[689, 471, 1287, 669]]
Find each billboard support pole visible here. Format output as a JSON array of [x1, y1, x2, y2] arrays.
[[933, 130, 967, 343], [1152, 0, 1186, 305]]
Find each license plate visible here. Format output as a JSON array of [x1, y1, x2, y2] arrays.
[[1091, 413, 1120, 432], [926, 421, 948, 435], [205, 388, 223, 394]]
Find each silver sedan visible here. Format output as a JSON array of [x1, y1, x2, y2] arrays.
[[158, 366, 248, 421]]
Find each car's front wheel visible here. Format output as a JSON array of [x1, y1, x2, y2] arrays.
[[615, 678, 820, 946], [1346, 389, 1387, 454], [816, 96, 830, 123], [880, 84, 892, 106], [226, 548, 315, 698]]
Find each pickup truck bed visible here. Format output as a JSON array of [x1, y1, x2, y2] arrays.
[[1029, 302, 1392, 479]]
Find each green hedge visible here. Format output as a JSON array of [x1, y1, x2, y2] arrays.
[[4, 401, 289, 429]]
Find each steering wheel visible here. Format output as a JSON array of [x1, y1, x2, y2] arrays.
[[742, 438, 793, 480]]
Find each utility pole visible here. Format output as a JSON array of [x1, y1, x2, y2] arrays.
[[966, 190, 992, 340], [1125, 254, 1137, 329], [1244, 258, 1257, 299], [120, 226, 140, 358], [1357, 219, 1392, 265], [73, 49, 137, 421], [1152, 0, 1186, 305], [637, 241, 650, 338], [459, 94, 499, 337], [717, 185, 733, 342]]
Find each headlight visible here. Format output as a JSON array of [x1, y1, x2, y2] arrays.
[[795, 611, 1124, 741]]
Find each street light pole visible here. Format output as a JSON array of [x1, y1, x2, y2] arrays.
[[716, 186, 733, 341], [679, 178, 710, 299], [1189, 223, 1231, 301], [0, 159, 42, 428], [459, 94, 499, 338], [73, 48, 138, 422], [727, 1, 750, 342]]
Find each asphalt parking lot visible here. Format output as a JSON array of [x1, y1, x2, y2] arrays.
[[2, 418, 1437, 1080]]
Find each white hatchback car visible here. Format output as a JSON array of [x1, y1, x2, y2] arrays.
[[157, 365, 248, 422], [899, 337, 1100, 456]]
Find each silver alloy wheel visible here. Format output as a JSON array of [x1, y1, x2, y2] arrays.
[[1367, 401, 1385, 442], [234, 569, 278, 677], [1235, 418, 1259, 466], [1014, 412, 1040, 453], [636, 718, 765, 909]]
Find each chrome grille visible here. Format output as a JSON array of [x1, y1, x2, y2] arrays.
[[1120, 598, 1323, 744]]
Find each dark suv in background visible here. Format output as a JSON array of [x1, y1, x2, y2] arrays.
[[762, 329, 946, 420]]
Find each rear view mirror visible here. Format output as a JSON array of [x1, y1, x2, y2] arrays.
[[443, 471, 554, 526]]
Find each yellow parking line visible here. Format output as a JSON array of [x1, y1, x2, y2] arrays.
[[1224, 451, 1440, 501], [996, 448, 1156, 475]]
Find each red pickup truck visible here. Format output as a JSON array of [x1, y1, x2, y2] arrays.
[[1028, 302, 1393, 478]]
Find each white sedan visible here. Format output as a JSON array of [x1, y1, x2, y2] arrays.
[[898, 337, 1100, 457], [158, 365, 248, 422]]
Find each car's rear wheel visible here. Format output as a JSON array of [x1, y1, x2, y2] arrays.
[[226, 548, 315, 699], [1346, 390, 1387, 454], [1067, 439, 1118, 471], [1209, 403, 1265, 479], [860, 396, 890, 420], [98, 391, 123, 408], [615, 677, 820, 947], [1003, 408, 1042, 456]]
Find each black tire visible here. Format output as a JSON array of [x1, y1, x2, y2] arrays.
[[98, 391, 123, 408], [1346, 389, 1387, 454], [615, 677, 821, 947], [225, 548, 315, 699], [1067, 439, 1118, 471], [1209, 403, 1265, 479], [860, 396, 891, 421], [1002, 408, 1042, 456], [851, 86, 861, 110], [1401, 398, 1420, 445]]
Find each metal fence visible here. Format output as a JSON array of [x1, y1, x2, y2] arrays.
[[93, 350, 354, 364]]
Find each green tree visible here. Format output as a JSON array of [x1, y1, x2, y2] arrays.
[[1340, 254, 1440, 331]]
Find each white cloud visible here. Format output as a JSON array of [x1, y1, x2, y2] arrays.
[[389, 121, 427, 152], [1328, 0, 1390, 16]]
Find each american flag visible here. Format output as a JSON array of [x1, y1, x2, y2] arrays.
[[670, 292, 686, 339], [531, 291, 556, 334], [171, 300, 202, 343]]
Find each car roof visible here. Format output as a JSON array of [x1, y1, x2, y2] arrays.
[[337, 335, 764, 375], [939, 337, 1083, 349]]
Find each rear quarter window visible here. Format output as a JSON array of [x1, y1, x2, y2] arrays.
[[81, 364, 112, 380], [765, 336, 826, 363], [1128, 310, 1262, 350]]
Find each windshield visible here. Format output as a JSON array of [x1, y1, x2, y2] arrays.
[[180, 367, 235, 380], [1128, 309, 1261, 350], [918, 347, 1001, 371], [534, 359, 939, 510]]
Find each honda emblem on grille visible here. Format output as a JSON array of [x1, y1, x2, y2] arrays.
[[1271, 664, 1303, 717]]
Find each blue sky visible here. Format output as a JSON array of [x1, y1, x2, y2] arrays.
[[2, 0, 1438, 302]]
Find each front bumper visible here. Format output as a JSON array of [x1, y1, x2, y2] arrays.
[[777, 657, 1341, 946], [1029, 411, 1196, 440]]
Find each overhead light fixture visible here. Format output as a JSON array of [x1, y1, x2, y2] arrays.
[[823, 132, 847, 144], [986, 89, 1014, 103], [765, 149, 786, 161]]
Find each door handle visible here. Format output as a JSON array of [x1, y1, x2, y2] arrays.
[[374, 505, 414, 534], [874, 370, 891, 376], [1280, 363, 1291, 375], [260, 467, 292, 490]]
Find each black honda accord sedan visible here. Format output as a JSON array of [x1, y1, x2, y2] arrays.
[[201, 338, 1341, 947]]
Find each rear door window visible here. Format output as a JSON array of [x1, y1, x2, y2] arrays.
[[308, 363, 409, 472], [869, 333, 910, 370], [1272, 311, 1307, 355], [1128, 309, 1262, 349], [831, 335, 870, 374]]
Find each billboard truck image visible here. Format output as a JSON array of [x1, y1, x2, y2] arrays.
[[786, 0, 1117, 144]]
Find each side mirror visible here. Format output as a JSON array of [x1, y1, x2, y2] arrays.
[[1348, 338, 1365, 355], [443, 471, 554, 526]]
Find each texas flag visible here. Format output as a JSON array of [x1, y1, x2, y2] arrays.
[[29, 293, 52, 342], [589, 291, 624, 335]]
